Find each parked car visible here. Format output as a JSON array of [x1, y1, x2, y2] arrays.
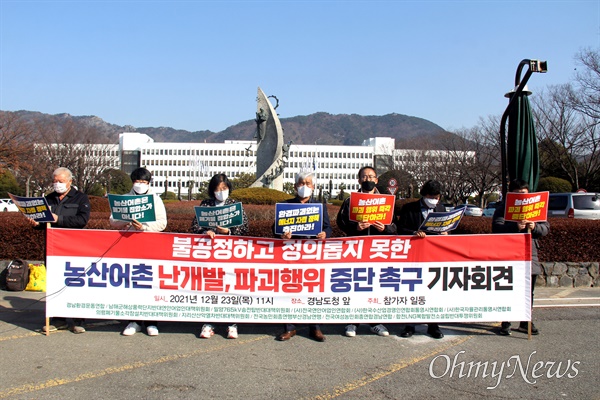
[[454, 204, 483, 217], [482, 201, 498, 217], [548, 192, 600, 220], [0, 198, 18, 212]]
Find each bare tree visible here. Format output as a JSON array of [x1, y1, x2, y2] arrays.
[[0, 112, 35, 173], [32, 116, 118, 194], [0, 112, 43, 195], [441, 118, 501, 207], [532, 84, 600, 191], [569, 48, 600, 121]]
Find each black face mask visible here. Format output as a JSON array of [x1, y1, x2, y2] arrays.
[[361, 181, 377, 192]]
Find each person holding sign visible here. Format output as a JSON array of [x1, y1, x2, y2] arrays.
[[492, 179, 550, 336], [110, 168, 167, 336], [27, 167, 91, 230], [395, 179, 446, 339], [337, 166, 397, 237], [191, 173, 249, 339], [275, 171, 331, 342], [109, 167, 167, 233], [28, 167, 90, 334], [336, 166, 396, 338]]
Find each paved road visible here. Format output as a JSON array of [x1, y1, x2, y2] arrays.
[[0, 288, 598, 399]]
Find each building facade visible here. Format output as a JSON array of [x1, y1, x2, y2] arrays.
[[118, 132, 472, 198]]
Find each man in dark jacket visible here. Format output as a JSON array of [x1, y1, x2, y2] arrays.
[[274, 171, 331, 342], [492, 179, 549, 336], [395, 179, 446, 339], [29, 167, 90, 230], [337, 166, 397, 236], [27, 167, 90, 334], [336, 166, 396, 337]]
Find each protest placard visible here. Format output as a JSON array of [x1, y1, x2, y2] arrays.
[[274, 203, 323, 236], [108, 193, 156, 222], [194, 202, 244, 229], [504, 191, 549, 222], [348, 192, 395, 224], [419, 207, 465, 233], [9, 193, 54, 222]]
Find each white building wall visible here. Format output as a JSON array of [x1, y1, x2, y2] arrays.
[[126, 138, 376, 196], [115, 132, 469, 198]]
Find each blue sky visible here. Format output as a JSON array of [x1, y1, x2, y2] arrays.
[[1, 1, 598, 134]]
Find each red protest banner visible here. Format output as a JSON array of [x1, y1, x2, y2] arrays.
[[45, 228, 532, 324]]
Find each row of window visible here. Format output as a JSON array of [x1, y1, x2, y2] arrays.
[[142, 147, 372, 159], [289, 151, 371, 159], [143, 148, 255, 157], [144, 159, 255, 168], [148, 171, 361, 192], [142, 157, 373, 171], [90, 150, 118, 157], [150, 179, 361, 191]]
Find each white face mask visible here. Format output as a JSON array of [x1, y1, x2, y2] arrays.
[[297, 185, 312, 198], [214, 190, 229, 202], [53, 182, 69, 194], [132, 183, 149, 194], [423, 197, 439, 209]]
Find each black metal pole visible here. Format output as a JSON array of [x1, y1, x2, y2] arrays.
[[500, 60, 535, 199]]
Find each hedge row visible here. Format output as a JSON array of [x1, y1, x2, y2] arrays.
[[1, 197, 598, 262]]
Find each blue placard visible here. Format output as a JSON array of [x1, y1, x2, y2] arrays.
[[9, 193, 55, 222], [418, 208, 465, 233], [108, 194, 156, 222], [274, 203, 323, 236]]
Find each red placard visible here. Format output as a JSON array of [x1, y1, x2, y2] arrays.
[[504, 191, 549, 222], [348, 192, 396, 224]]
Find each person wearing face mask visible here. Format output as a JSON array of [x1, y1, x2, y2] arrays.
[[191, 173, 249, 339], [28, 167, 91, 230], [336, 166, 397, 338], [26, 167, 91, 334], [337, 166, 397, 237], [492, 179, 549, 336], [110, 167, 167, 234], [109, 168, 167, 337], [395, 179, 447, 339], [274, 171, 332, 342]]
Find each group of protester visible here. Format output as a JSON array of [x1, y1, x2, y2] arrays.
[[31, 165, 547, 341]]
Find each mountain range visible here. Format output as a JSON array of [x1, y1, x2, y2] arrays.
[[7, 110, 454, 149]]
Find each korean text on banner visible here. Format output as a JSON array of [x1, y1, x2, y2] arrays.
[[46, 229, 532, 324]]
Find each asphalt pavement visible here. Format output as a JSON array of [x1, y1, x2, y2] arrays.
[[0, 287, 598, 400]]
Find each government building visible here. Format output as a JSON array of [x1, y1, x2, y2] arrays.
[[116, 132, 463, 198]]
